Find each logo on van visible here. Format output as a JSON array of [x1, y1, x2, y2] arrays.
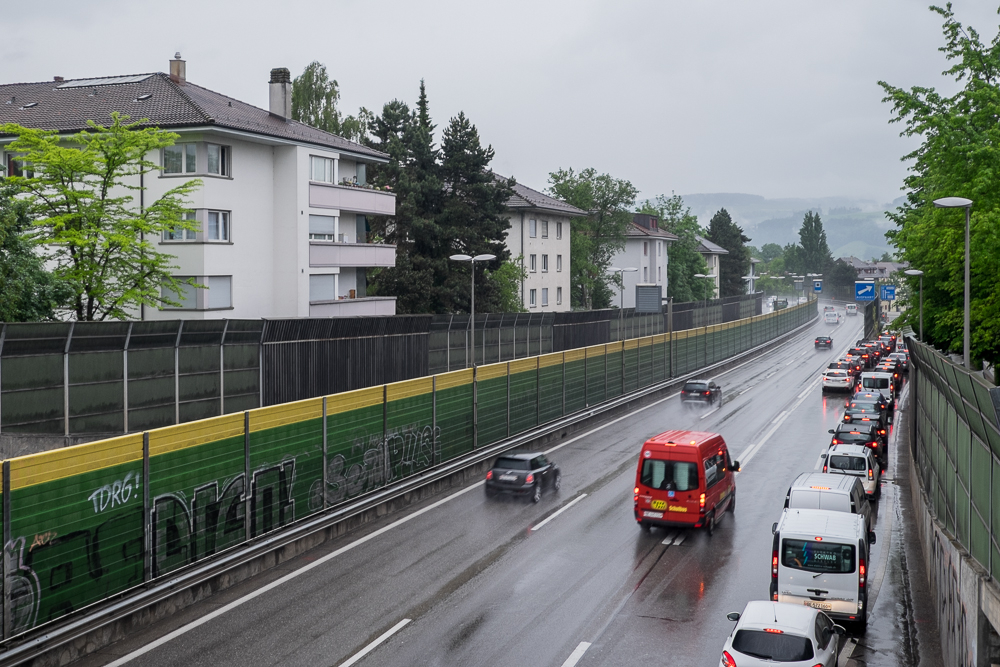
[[651, 500, 667, 510]]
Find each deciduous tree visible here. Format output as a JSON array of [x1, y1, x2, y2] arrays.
[[638, 194, 712, 302]]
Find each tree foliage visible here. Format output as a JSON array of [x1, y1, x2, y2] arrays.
[[547, 168, 637, 309], [797, 211, 834, 276], [1, 114, 201, 321], [879, 3, 1000, 365], [638, 194, 712, 302], [291, 61, 374, 144], [705, 208, 752, 297]]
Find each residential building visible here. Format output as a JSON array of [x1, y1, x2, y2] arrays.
[[502, 179, 583, 312], [0, 54, 397, 319], [607, 214, 678, 309], [840, 256, 907, 280], [696, 236, 729, 298]]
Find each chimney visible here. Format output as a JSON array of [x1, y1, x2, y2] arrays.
[[269, 68, 292, 119], [169, 52, 186, 84], [53, 76, 64, 82]]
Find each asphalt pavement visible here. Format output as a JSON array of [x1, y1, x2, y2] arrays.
[[76, 304, 943, 667]]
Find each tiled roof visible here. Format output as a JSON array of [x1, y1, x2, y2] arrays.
[[626, 221, 678, 240], [0, 73, 388, 161], [696, 235, 729, 255], [501, 176, 587, 216]]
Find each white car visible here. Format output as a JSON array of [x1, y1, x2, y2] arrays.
[[823, 311, 839, 325], [822, 443, 882, 498], [821, 369, 853, 392], [845, 304, 858, 316], [720, 601, 844, 666]]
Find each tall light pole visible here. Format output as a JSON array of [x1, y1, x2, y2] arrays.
[[933, 197, 973, 368], [904, 269, 924, 341], [694, 273, 715, 323], [450, 253, 496, 368], [608, 267, 638, 340]]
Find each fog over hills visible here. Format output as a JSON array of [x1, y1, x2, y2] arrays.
[[675, 193, 905, 260]]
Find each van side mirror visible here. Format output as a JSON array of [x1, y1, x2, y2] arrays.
[[820, 453, 827, 458], [772, 522, 778, 535], [726, 612, 741, 622], [869, 530, 877, 545], [732, 461, 741, 472], [832, 624, 846, 636], [828, 429, 835, 434]]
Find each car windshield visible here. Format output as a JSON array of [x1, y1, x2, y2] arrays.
[[829, 455, 868, 472], [641, 459, 699, 491], [732, 629, 814, 662], [683, 382, 708, 392], [782, 539, 856, 574], [494, 457, 530, 470]]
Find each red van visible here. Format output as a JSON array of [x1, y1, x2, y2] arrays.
[[633, 430, 740, 535]]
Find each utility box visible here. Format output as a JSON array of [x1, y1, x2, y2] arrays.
[[635, 284, 662, 313]]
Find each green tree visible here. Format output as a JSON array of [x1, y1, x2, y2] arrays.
[[547, 168, 637, 309], [760, 243, 784, 263], [291, 61, 374, 144], [797, 211, 834, 276], [705, 208, 752, 297], [829, 258, 858, 289], [0, 182, 71, 321], [486, 257, 527, 313], [879, 4, 1000, 365], [638, 194, 711, 302], [1, 114, 201, 321]]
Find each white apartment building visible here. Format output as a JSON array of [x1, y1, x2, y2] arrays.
[[0, 55, 397, 320], [607, 214, 678, 309], [502, 180, 583, 312], [696, 236, 729, 299]]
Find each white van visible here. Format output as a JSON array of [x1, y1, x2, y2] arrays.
[[782, 472, 871, 531], [845, 304, 858, 316], [860, 372, 895, 408], [823, 311, 839, 325], [770, 508, 876, 630]]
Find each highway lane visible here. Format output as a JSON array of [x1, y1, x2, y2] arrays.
[[80, 308, 890, 667]]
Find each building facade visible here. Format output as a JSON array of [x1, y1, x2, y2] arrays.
[[696, 236, 729, 298], [607, 214, 678, 309], [0, 55, 397, 320]]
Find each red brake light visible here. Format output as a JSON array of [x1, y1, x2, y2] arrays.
[[721, 650, 737, 667], [832, 439, 840, 444], [772, 551, 779, 578], [860, 558, 867, 587], [763, 628, 784, 634], [699, 492, 706, 509], [634, 487, 639, 495], [868, 468, 874, 480], [486, 470, 493, 480], [704, 391, 711, 395], [526, 473, 534, 484]]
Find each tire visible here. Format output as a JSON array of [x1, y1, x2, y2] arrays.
[[707, 510, 716, 536], [875, 481, 882, 499], [728, 491, 736, 514], [856, 601, 869, 635], [531, 483, 542, 504], [639, 521, 651, 533], [553, 472, 562, 492]]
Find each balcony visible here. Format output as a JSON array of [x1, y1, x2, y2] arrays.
[[309, 242, 396, 268], [310, 183, 396, 216], [309, 296, 397, 317]]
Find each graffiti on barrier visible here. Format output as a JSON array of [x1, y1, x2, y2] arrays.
[[1, 537, 42, 635], [88, 471, 141, 514]]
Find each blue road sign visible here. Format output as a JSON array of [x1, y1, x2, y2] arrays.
[[855, 281, 876, 301], [813, 280, 822, 293], [881, 285, 896, 301]]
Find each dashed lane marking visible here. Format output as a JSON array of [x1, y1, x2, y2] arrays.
[[339, 618, 411, 667], [560, 642, 592, 667], [531, 494, 587, 531]]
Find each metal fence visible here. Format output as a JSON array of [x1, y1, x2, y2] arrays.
[[907, 333, 1000, 579]]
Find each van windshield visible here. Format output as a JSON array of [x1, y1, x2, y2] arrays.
[[862, 377, 890, 389], [782, 539, 856, 574], [641, 459, 699, 492], [829, 455, 868, 472], [732, 630, 814, 662]]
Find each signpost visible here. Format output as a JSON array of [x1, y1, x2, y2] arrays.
[[855, 281, 876, 302], [813, 280, 822, 293], [880, 285, 896, 301]]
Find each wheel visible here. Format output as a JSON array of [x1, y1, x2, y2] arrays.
[[553, 472, 562, 492], [875, 481, 882, 499], [639, 521, 651, 533], [728, 491, 736, 513], [531, 483, 542, 504], [855, 602, 869, 635], [707, 510, 716, 536]]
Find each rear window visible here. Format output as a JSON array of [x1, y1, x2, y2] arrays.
[[862, 377, 890, 390], [834, 431, 872, 444], [493, 457, 530, 470], [683, 382, 708, 392], [825, 371, 847, 377], [829, 455, 868, 472], [782, 539, 856, 574], [732, 629, 814, 662], [641, 459, 699, 492]]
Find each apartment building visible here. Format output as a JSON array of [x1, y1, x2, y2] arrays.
[[696, 235, 729, 298], [607, 214, 678, 309], [0, 55, 397, 319]]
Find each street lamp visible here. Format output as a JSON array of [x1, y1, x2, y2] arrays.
[[608, 267, 638, 341], [904, 269, 924, 341], [933, 196, 973, 368], [449, 253, 496, 368]]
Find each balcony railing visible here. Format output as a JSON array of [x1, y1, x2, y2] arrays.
[[309, 296, 397, 317], [309, 183, 396, 216], [309, 241, 396, 268]]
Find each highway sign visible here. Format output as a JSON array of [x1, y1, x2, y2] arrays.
[[813, 280, 822, 293], [855, 281, 876, 302], [881, 285, 896, 301]]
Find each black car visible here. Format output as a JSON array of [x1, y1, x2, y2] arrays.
[[848, 391, 889, 415], [485, 452, 560, 502], [829, 422, 884, 463], [681, 380, 722, 406], [888, 352, 909, 372], [846, 347, 874, 369], [815, 336, 833, 349], [843, 404, 889, 445]]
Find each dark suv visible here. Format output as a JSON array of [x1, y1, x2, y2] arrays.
[[829, 422, 884, 464], [815, 336, 833, 349], [485, 452, 560, 503], [681, 380, 722, 407]]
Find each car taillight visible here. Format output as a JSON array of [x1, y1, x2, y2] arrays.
[[832, 439, 840, 444], [526, 473, 534, 484], [772, 550, 779, 578], [704, 391, 711, 395], [880, 429, 886, 436], [868, 468, 874, 480], [823, 464, 827, 473], [634, 486, 639, 501], [860, 557, 867, 587], [486, 470, 493, 480], [721, 650, 737, 667], [869, 441, 877, 449]]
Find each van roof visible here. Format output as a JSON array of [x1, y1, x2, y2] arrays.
[[790, 472, 857, 493], [778, 508, 864, 540], [645, 430, 721, 448], [740, 601, 817, 634]]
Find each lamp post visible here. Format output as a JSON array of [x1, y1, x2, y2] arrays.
[[904, 269, 924, 341], [933, 196, 973, 368], [449, 253, 496, 368], [608, 267, 638, 341]]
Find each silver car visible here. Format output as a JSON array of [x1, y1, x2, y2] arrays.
[[822, 443, 881, 498], [720, 601, 844, 666]]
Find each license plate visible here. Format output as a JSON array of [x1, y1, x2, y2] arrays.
[[650, 500, 667, 510], [499, 474, 518, 482], [668, 505, 688, 513], [643, 511, 664, 519], [805, 601, 832, 610]]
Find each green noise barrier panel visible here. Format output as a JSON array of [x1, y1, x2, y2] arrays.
[[0, 300, 816, 638]]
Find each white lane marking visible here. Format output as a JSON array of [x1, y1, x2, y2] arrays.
[[737, 376, 822, 468], [672, 532, 687, 546], [339, 618, 411, 667], [661, 529, 678, 545], [738, 386, 752, 396], [813, 453, 825, 471], [103, 483, 484, 665], [560, 642, 592, 667], [699, 405, 721, 419], [531, 494, 587, 531]]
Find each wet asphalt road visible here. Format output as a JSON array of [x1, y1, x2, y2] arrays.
[[80, 305, 943, 667]]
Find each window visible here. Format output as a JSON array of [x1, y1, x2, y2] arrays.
[[356, 163, 367, 186], [4, 154, 33, 178], [162, 277, 197, 309], [556, 221, 562, 239], [310, 156, 335, 183], [704, 453, 724, 488], [206, 211, 230, 241], [309, 274, 338, 302], [309, 215, 337, 241], [556, 286, 562, 305], [643, 241, 648, 256], [529, 254, 537, 272], [541, 221, 548, 238], [782, 539, 856, 574], [640, 459, 698, 492], [556, 255, 562, 272], [164, 211, 197, 241], [542, 254, 548, 272], [529, 219, 537, 238], [658, 241, 662, 256], [658, 266, 662, 282], [542, 288, 548, 306], [206, 144, 230, 176], [206, 276, 232, 309], [163, 144, 196, 174], [529, 289, 537, 307], [731, 631, 813, 662], [643, 267, 648, 282]]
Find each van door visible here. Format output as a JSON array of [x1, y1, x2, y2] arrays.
[[703, 450, 728, 514], [778, 537, 859, 616]]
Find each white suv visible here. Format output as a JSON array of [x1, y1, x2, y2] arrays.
[[822, 443, 882, 498], [720, 601, 844, 666]]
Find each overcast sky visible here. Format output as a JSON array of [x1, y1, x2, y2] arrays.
[[4, 1, 997, 205]]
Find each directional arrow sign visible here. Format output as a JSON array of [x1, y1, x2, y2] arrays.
[[855, 281, 876, 302], [880, 285, 896, 301]]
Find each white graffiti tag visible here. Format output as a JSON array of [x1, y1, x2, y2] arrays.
[[88, 471, 141, 514]]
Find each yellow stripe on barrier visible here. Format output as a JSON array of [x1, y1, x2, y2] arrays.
[[327, 386, 384, 415], [509, 357, 537, 375], [435, 368, 474, 391], [564, 348, 585, 363], [386, 377, 434, 402], [148, 413, 246, 457], [624, 338, 639, 350], [11, 433, 144, 490], [586, 344, 606, 358], [538, 352, 564, 369], [638, 336, 652, 347], [652, 333, 667, 344], [249, 397, 323, 433], [476, 362, 508, 381]]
